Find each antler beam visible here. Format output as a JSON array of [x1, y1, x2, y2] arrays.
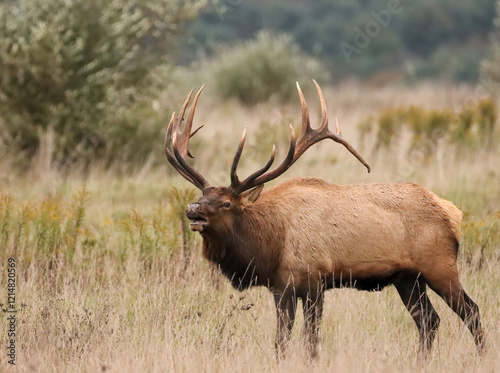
[[230, 80, 370, 194]]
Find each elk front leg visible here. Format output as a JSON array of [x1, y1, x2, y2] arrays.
[[273, 291, 297, 360], [302, 289, 324, 359]]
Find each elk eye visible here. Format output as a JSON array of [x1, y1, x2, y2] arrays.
[[222, 202, 231, 208]]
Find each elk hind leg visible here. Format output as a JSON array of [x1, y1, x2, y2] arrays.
[[301, 289, 325, 359], [425, 272, 486, 354], [274, 291, 297, 360], [395, 274, 440, 361]]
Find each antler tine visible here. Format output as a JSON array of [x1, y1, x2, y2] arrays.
[[230, 127, 248, 186], [173, 86, 204, 159], [326, 122, 371, 173], [165, 87, 212, 190], [165, 89, 193, 159], [294, 80, 370, 173], [190, 124, 204, 138], [233, 144, 277, 192], [335, 116, 342, 136], [164, 111, 175, 152], [313, 79, 329, 131], [312, 83, 370, 172], [183, 85, 205, 158], [231, 127, 278, 191], [175, 89, 193, 132], [172, 127, 211, 189], [164, 113, 204, 188], [233, 124, 296, 193], [296, 82, 311, 135]]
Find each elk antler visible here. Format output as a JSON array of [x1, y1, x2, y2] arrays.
[[230, 80, 370, 194], [165, 85, 211, 190]]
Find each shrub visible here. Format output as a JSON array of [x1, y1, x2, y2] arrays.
[[0, 0, 204, 169], [359, 99, 499, 156], [0, 185, 194, 270], [205, 31, 328, 105]]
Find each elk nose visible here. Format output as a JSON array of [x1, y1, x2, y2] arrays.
[[186, 203, 203, 220], [187, 203, 201, 213]]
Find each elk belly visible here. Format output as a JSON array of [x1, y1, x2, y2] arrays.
[[328, 262, 402, 291]]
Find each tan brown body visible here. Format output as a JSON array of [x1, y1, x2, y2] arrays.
[[213, 178, 463, 293], [165, 82, 485, 360]]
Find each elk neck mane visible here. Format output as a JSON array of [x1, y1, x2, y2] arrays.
[[200, 191, 286, 290]]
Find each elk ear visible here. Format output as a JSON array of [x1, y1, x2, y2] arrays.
[[240, 184, 264, 203]]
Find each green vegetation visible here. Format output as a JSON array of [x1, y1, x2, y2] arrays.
[[0, 183, 205, 299], [359, 98, 498, 157], [179, 0, 496, 82], [2, 0, 500, 172], [0, 0, 204, 169], [481, 0, 500, 94], [202, 31, 328, 105], [461, 211, 500, 264]]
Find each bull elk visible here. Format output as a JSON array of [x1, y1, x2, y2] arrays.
[[164, 81, 486, 360]]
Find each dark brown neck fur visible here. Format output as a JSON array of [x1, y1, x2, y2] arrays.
[[201, 205, 283, 290]]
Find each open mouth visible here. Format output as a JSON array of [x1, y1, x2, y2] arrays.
[[186, 211, 207, 232], [189, 219, 207, 232]]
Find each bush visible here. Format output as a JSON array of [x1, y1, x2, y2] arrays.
[[0, 0, 204, 169], [205, 31, 328, 105], [359, 99, 499, 157]]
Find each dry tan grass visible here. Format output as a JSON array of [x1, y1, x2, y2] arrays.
[[0, 82, 499, 372]]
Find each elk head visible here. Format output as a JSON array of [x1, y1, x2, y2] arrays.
[[164, 80, 370, 234], [184, 185, 263, 234]]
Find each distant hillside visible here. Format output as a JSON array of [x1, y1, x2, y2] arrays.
[[175, 0, 496, 83]]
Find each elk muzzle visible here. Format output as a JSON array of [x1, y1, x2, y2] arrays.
[[186, 203, 207, 232]]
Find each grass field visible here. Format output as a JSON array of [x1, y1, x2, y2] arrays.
[[1, 82, 499, 372]]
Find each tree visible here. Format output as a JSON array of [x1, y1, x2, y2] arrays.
[[0, 0, 205, 168], [481, 1, 500, 95]]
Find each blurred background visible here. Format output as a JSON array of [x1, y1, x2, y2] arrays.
[[0, 0, 499, 174], [179, 0, 495, 83], [1, 2, 499, 371]]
